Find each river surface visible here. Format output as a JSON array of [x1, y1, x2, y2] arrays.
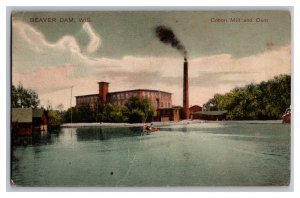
[[11, 122, 290, 187]]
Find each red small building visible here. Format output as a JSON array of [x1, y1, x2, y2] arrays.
[[189, 105, 203, 119], [193, 110, 227, 121], [12, 108, 48, 135], [156, 107, 181, 122], [12, 108, 32, 135], [33, 109, 48, 132]]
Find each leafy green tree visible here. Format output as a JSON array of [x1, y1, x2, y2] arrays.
[[124, 97, 154, 123], [63, 97, 154, 123], [46, 103, 65, 129], [12, 83, 40, 108], [97, 104, 127, 123], [64, 106, 95, 123], [203, 75, 291, 120], [47, 110, 62, 129], [127, 109, 146, 123]]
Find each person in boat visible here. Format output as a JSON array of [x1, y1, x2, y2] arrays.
[[144, 124, 160, 133], [144, 124, 150, 130], [144, 123, 153, 130]]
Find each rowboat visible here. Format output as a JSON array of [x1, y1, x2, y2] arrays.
[[143, 125, 160, 133]]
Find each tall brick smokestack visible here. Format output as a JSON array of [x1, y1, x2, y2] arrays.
[[183, 58, 189, 119], [155, 25, 189, 119], [98, 82, 109, 103]]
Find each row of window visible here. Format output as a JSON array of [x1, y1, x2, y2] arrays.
[[76, 96, 98, 104], [110, 91, 171, 100], [152, 102, 171, 108], [110, 92, 137, 100], [113, 101, 127, 106], [110, 100, 171, 108], [76, 94, 171, 108], [142, 91, 171, 99]]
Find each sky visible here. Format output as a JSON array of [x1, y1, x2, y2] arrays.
[[12, 11, 291, 110]]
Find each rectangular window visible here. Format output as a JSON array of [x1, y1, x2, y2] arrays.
[[153, 102, 157, 108]]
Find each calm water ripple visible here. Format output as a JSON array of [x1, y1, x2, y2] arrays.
[[11, 122, 290, 186]]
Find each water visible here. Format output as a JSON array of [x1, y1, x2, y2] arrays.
[[11, 122, 290, 186]]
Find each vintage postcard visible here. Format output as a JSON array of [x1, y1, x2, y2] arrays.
[[11, 10, 291, 187]]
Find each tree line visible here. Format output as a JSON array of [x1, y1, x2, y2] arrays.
[[12, 74, 291, 123], [203, 74, 291, 120], [63, 97, 155, 123], [12, 83, 154, 124]]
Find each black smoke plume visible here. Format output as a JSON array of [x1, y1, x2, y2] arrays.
[[155, 25, 187, 58]]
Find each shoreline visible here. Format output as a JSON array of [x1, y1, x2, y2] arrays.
[[60, 119, 283, 128], [60, 120, 192, 128]]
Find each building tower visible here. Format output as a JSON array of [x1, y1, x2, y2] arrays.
[[98, 82, 109, 104]]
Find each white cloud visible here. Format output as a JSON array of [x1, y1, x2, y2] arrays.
[[13, 20, 81, 54], [12, 20, 101, 72], [82, 22, 101, 53]]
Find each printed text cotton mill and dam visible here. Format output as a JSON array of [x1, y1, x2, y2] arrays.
[[210, 17, 269, 23]]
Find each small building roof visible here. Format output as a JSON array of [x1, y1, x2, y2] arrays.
[[190, 105, 202, 108], [12, 108, 32, 123], [75, 94, 98, 98], [33, 109, 45, 118], [172, 105, 183, 109], [194, 110, 227, 116], [157, 107, 173, 110]]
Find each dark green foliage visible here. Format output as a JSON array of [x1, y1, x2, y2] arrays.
[[47, 110, 63, 129], [124, 97, 154, 123], [97, 104, 128, 123], [64, 106, 96, 123], [45, 104, 65, 128], [12, 84, 40, 108], [63, 97, 154, 123], [126, 109, 146, 123], [203, 75, 291, 120]]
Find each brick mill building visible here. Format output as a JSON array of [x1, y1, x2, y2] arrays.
[[75, 59, 195, 122], [75, 82, 180, 121], [74, 58, 227, 122]]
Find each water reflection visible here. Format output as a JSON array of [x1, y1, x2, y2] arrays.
[[12, 131, 57, 147], [76, 127, 143, 141], [11, 123, 290, 186]]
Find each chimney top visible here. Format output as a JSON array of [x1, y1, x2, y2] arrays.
[[98, 82, 109, 84]]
